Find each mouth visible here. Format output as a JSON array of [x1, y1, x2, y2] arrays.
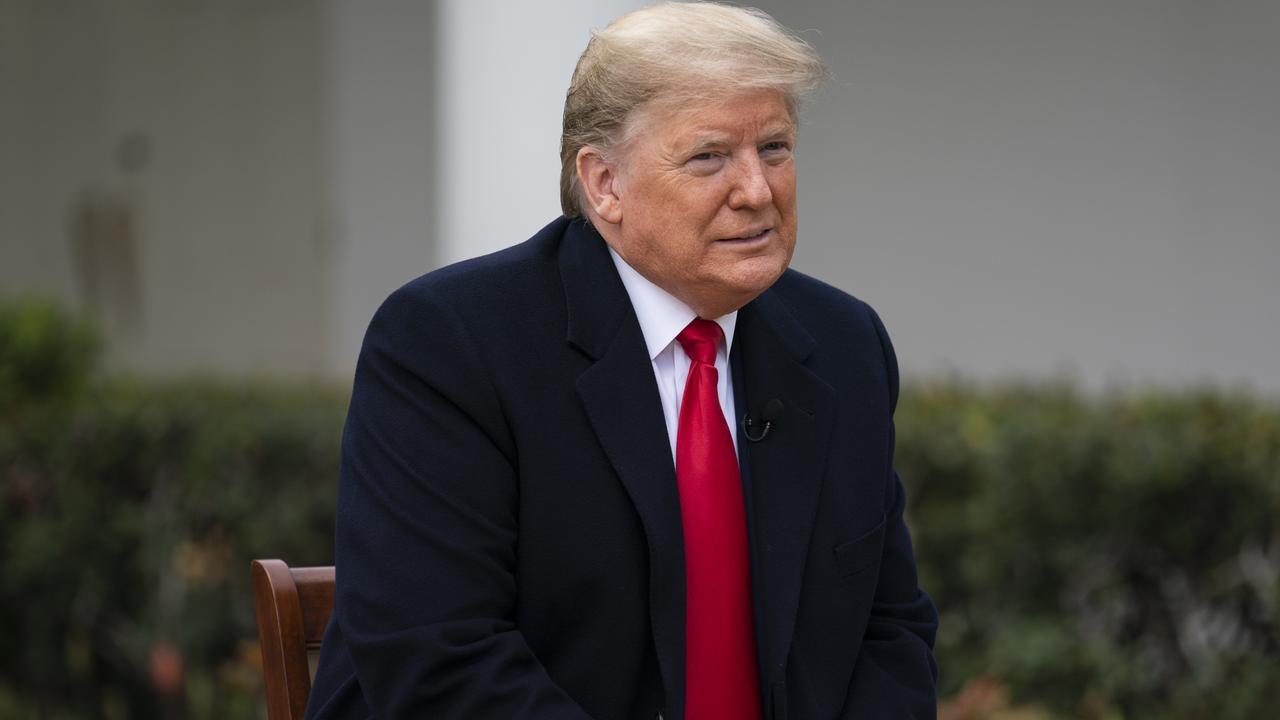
[[718, 227, 773, 244]]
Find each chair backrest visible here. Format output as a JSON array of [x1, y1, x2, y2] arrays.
[[251, 559, 335, 720]]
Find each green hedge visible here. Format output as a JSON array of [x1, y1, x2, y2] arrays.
[[1, 300, 345, 719], [2, 301, 1278, 719], [901, 383, 1280, 718]]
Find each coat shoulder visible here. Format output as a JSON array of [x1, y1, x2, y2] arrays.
[[768, 268, 893, 350], [379, 217, 568, 318], [384, 212, 565, 302]]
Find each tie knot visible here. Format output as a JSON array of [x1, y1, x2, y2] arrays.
[[676, 318, 723, 366]]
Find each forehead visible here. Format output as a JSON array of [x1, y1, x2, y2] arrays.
[[639, 89, 796, 148]]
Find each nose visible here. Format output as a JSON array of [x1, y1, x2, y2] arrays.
[[728, 153, 773, 210]]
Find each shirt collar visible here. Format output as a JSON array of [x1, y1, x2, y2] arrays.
[[608, 247, 738, 361]]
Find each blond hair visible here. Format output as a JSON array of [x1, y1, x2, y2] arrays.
[[559, 2, 826, 217]]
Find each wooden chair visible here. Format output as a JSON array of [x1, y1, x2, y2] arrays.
[[251, 559, 335, 720]]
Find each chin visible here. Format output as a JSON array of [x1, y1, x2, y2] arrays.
[[698, 267, 785, 315], [732, 254, 790, 291]]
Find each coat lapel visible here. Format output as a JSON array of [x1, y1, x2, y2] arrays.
[[559, 219, 687, 717], [733, 287, 836, 689]]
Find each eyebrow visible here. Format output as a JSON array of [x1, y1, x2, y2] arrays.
[[682, 124, 797, 154], [758, 123, 797, 142], [685, 136, 732, 154]]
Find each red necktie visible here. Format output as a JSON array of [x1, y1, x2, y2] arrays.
[[675, 318, 762, 720]]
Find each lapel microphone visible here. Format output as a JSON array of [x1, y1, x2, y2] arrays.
[[742, 398, 784, 443]]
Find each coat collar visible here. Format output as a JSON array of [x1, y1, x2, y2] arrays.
[[559, 217, 835, 714]]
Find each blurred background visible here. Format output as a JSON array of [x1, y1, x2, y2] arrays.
[[2, 0, 1277, 718]]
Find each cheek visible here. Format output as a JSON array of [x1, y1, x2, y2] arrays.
[[675, 194, 727, 250], [771, 171, 798, 209], [696, 191, 729, 222]]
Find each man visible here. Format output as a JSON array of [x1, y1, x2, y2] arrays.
[[306, 4, 937, 719]]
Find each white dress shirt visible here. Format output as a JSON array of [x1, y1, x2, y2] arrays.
[[608, 248, 739, 462]]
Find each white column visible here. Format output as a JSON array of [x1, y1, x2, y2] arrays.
[[436, 0, 647, 265], [322, 0, 438, 376]]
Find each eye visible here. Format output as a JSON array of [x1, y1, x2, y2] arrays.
[[759, 141, 793, 165], [684, 151, 725, 175]]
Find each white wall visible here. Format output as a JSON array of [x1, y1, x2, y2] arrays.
[[753, 0, 1280, 393], [0, 1, 328, 376], [6, 1, 1277, 392]]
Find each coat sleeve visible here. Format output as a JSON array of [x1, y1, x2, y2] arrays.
[[839, 306, 939, 719], [330, 284, 595, 719]]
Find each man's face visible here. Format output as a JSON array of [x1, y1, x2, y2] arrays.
[[607, 88, 798, 318]]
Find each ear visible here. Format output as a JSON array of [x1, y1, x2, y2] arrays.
[[576, 146, 623, 225]]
